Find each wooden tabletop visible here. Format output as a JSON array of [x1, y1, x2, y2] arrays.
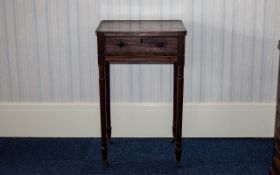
[[96, 20, 187, 36]]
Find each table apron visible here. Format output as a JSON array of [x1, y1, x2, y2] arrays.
[[104, 56, 182, 64]]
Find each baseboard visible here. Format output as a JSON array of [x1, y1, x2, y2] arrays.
[[0, 103, 275, 138]]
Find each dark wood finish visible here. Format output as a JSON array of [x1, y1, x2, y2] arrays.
[[105, 56, 177, 63], [96, 20, 187, 167], [96, 20, 186, 36], [274, 142, 280, 157], [273, 156, 280, 174], [270, 41, 280, 174]]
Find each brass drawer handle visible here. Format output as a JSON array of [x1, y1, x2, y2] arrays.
[[117, 41, 125, 48], [155, 41, 165, 48]]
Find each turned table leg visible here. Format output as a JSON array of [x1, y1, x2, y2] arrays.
[[105, 63, 112, 143], [172, 64, 178, 143], [174, 63, 184, 167], [99, 62, 109, 167]]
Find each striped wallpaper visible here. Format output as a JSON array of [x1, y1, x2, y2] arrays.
[[0, 0, 279, 102]]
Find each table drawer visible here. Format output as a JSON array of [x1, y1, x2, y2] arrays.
[[105, 36, 178, 55]]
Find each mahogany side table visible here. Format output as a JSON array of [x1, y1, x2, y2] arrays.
[[95, 20, 187, 167]]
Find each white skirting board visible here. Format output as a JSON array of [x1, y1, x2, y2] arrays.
[[0, 103, 276, 138]]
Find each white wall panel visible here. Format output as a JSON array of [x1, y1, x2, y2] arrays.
[[0, 1, 11, 101], [34, 0, 51, 102], [0, 0, 279, 102]]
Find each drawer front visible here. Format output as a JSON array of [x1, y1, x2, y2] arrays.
[[105, 37, 178, 55]]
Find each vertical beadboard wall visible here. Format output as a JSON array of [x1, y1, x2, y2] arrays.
[[0, 0, 279, 103]]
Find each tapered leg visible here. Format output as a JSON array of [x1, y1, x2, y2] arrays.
[[171, 64, 178, 143], [99, 63, 109, 167], [269, 168, 276, 175], [174, 63, 184, 167], [105, 64, 112, 143]]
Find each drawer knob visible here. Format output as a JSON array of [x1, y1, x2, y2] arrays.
[[118, 41, 125, 48], [155, 41, 165, 48]]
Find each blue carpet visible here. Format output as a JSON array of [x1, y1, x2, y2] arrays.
[[0, 138, 273, 175]]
